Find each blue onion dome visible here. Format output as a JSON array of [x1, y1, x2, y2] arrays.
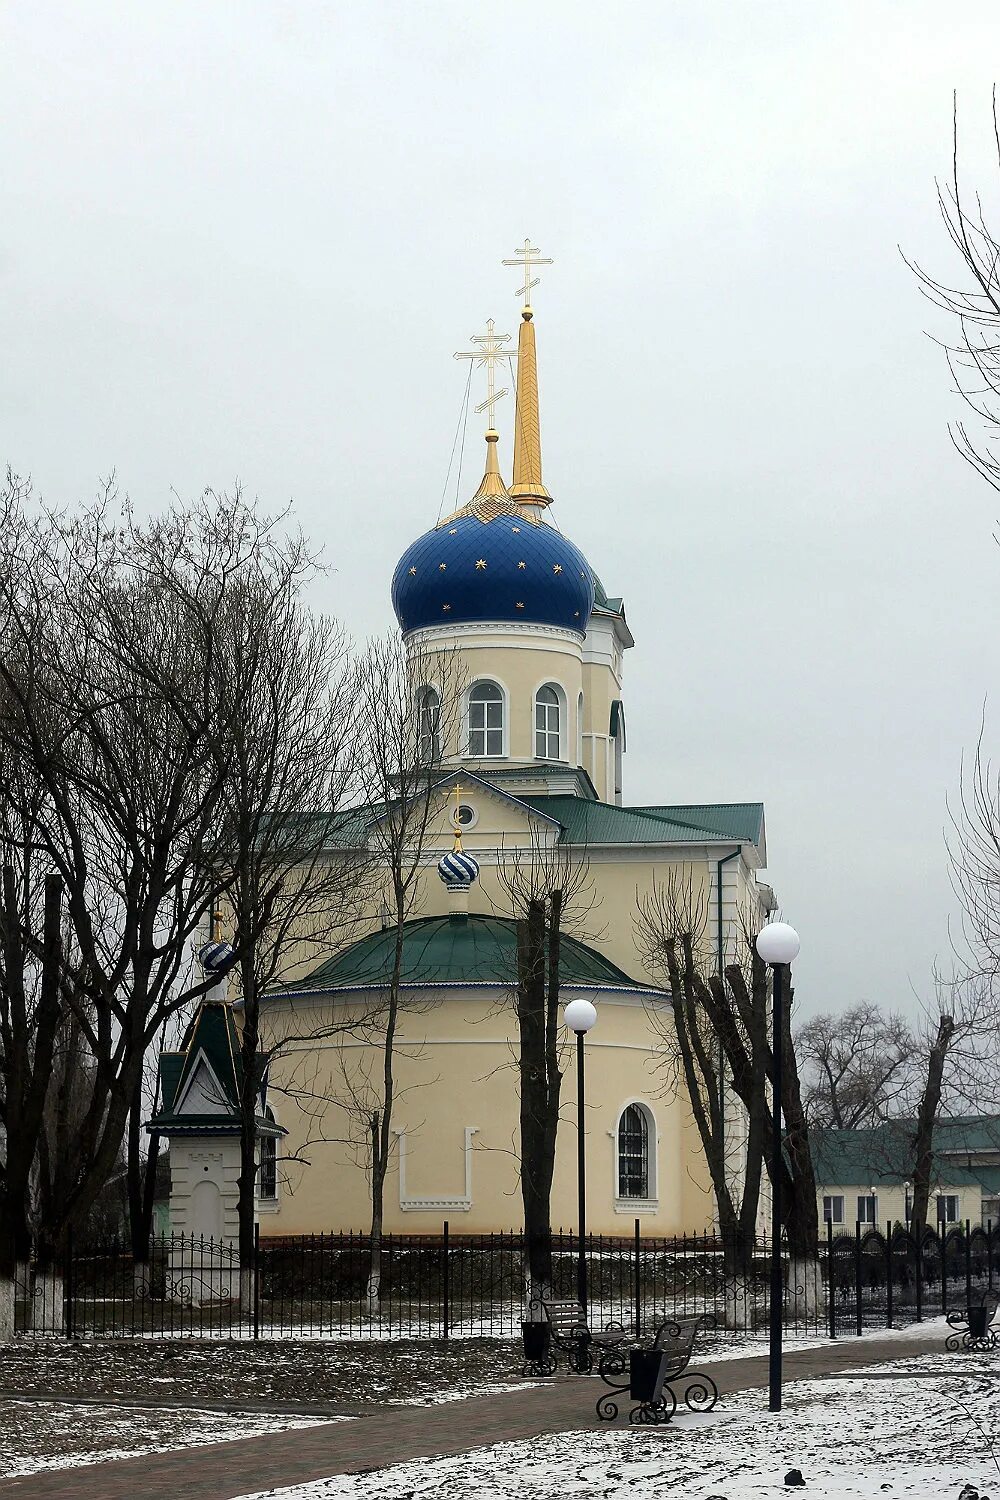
[[199, 939, 236, 975], [391, 509, 596, 637], [437, 848, 480, 887]]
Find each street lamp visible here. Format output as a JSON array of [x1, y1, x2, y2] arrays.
[[564, 998, 597, 1313], [755, 920, 800, 1415]]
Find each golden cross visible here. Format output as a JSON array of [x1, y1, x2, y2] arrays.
[[502, 239, 554, 306], [454, 318, 511, 426]]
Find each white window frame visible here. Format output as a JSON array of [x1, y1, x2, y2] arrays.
[[856, 1193, 878, 1225], [534, 683, 563, 761], [937, 1193, 960, 1225], [416, 684, 441, 765], [823, 1194, 844, 1225], [466, 679, 506, 758], [611, 1100, 658, 1212]]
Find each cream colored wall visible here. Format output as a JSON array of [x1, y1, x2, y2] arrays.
[[408, 620, 623, 801], [255, 843, 776, 1239], [816, 1182, 984, 1229], [263, 987, 715, 1237]]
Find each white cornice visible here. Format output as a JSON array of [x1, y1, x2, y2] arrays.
[[406, 622, 583, 651]]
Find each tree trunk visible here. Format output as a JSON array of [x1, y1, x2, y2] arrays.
[[910, 1014, 956, 1240], [517, 899, 560, 1307]]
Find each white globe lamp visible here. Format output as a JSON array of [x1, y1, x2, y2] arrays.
[[563, 998, 598, 1034], [755, 922, 800, 966]]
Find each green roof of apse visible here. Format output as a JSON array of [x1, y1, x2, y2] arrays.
[[267, 913, 655, 996]]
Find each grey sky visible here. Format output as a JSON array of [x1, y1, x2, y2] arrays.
[[4, 2, 1000, 1018]]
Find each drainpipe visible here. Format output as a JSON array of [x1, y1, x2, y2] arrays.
[[716, 849, 741, 1150]]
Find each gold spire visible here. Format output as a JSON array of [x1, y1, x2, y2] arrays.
[[452, 783, 465, 851], [503, 241, 553, 507], [510, 305, 551, 505], [472, 428, 508, 501]]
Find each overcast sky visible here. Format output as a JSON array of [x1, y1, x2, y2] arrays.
[[4, 2, 1000, 1018]]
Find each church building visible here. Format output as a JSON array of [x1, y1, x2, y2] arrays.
[[159, 244, 775, 1242]]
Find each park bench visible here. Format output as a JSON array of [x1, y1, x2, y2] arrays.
[[595, 1314, 719, 1424], [521, 1297, 628, 1376], [946, 1288, 1000, 1351]]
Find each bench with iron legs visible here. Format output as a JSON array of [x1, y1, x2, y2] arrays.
[[946, 1290, 1000, 1352], [520, 1297, 628, 1377], [596, 1314, 719, 1424]]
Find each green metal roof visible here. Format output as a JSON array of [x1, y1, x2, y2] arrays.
[[519, 796, 764, 847], [148, 1000, 284, 1138], [266, 913, 658, 996], [813, 1123, 1000, 1191]]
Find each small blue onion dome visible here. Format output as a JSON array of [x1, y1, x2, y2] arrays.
[[199, 939, 236, 975], [437, 849, 480, 887], [391, 512, 596, 637]]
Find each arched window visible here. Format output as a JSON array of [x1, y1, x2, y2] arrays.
[[259, 1107, 278, 1201], [618, 1103, 650, 1199], [417, 685, 441, 765], [535, 684, 561, 760], [468, 681, 504, 757]]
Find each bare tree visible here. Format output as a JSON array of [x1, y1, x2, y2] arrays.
[[907, 89, 1000, 498], [796, 1002, 919, 1130], [493, 828, 597, 1306], [141, 490, 371, 1305], [635, 870, 768, 1313], [349, 633, 464, 1312]]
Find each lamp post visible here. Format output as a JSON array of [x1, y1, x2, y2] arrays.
[[564, 998, 597, 1313], [755, 920, 800, 1415]]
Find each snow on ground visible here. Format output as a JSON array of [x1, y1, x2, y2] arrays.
[[233, 1349, 1000, 1500], [0, 1398, 338, 1480]]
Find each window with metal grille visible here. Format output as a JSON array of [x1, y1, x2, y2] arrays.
[[535, 685, 561, 760], [468, 682, 504, 757], [618, 1104, 649, 1199], [259, 1111, 277, 1200]]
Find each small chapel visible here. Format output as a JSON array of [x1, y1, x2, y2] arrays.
[[156, 243, 776, 1243]]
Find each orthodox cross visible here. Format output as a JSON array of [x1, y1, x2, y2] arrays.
[[454, 318, 511, 425], [449, 782, 467, 847], [502, 238, 553, 306]]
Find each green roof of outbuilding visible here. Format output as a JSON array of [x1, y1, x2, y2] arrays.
[[147, 1000, 284, 1138], [267, 913, 657, 996], [813, 1123, 1000, 1190], [519, 797, 764, 847]]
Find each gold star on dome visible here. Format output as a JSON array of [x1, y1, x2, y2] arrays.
[[553, 564, 563, 574], [449, 528, 458, 535], [515, 601, 525, 609], [475, 559, 487, 570], [439, 562, 447, 571], [408, 566, 417, 576], [517, 560, 526, 569], [574, 611, 580, 618], [511, 526, 520, 533], [442, 603, 451, 612]]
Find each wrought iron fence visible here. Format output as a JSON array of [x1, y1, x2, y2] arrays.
[[12, 1219, 1000, 1341]]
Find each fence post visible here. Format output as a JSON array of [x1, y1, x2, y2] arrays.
[[885, 1221, 893, 1331], [442, 1220, 450, 1341], [990, 1220, 995, 1292], [854, 1222, 863, 1337], [64, 1225, 73, 1340], [941, 1227, 948, 1316], [252, 1224, 260, 1341], [915, 1227, 923, 1322], [965, 1219, 973, 1308], [827, 1218, 835, 1339]]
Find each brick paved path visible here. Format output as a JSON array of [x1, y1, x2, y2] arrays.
[[0, 1331, 950, 1500]]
